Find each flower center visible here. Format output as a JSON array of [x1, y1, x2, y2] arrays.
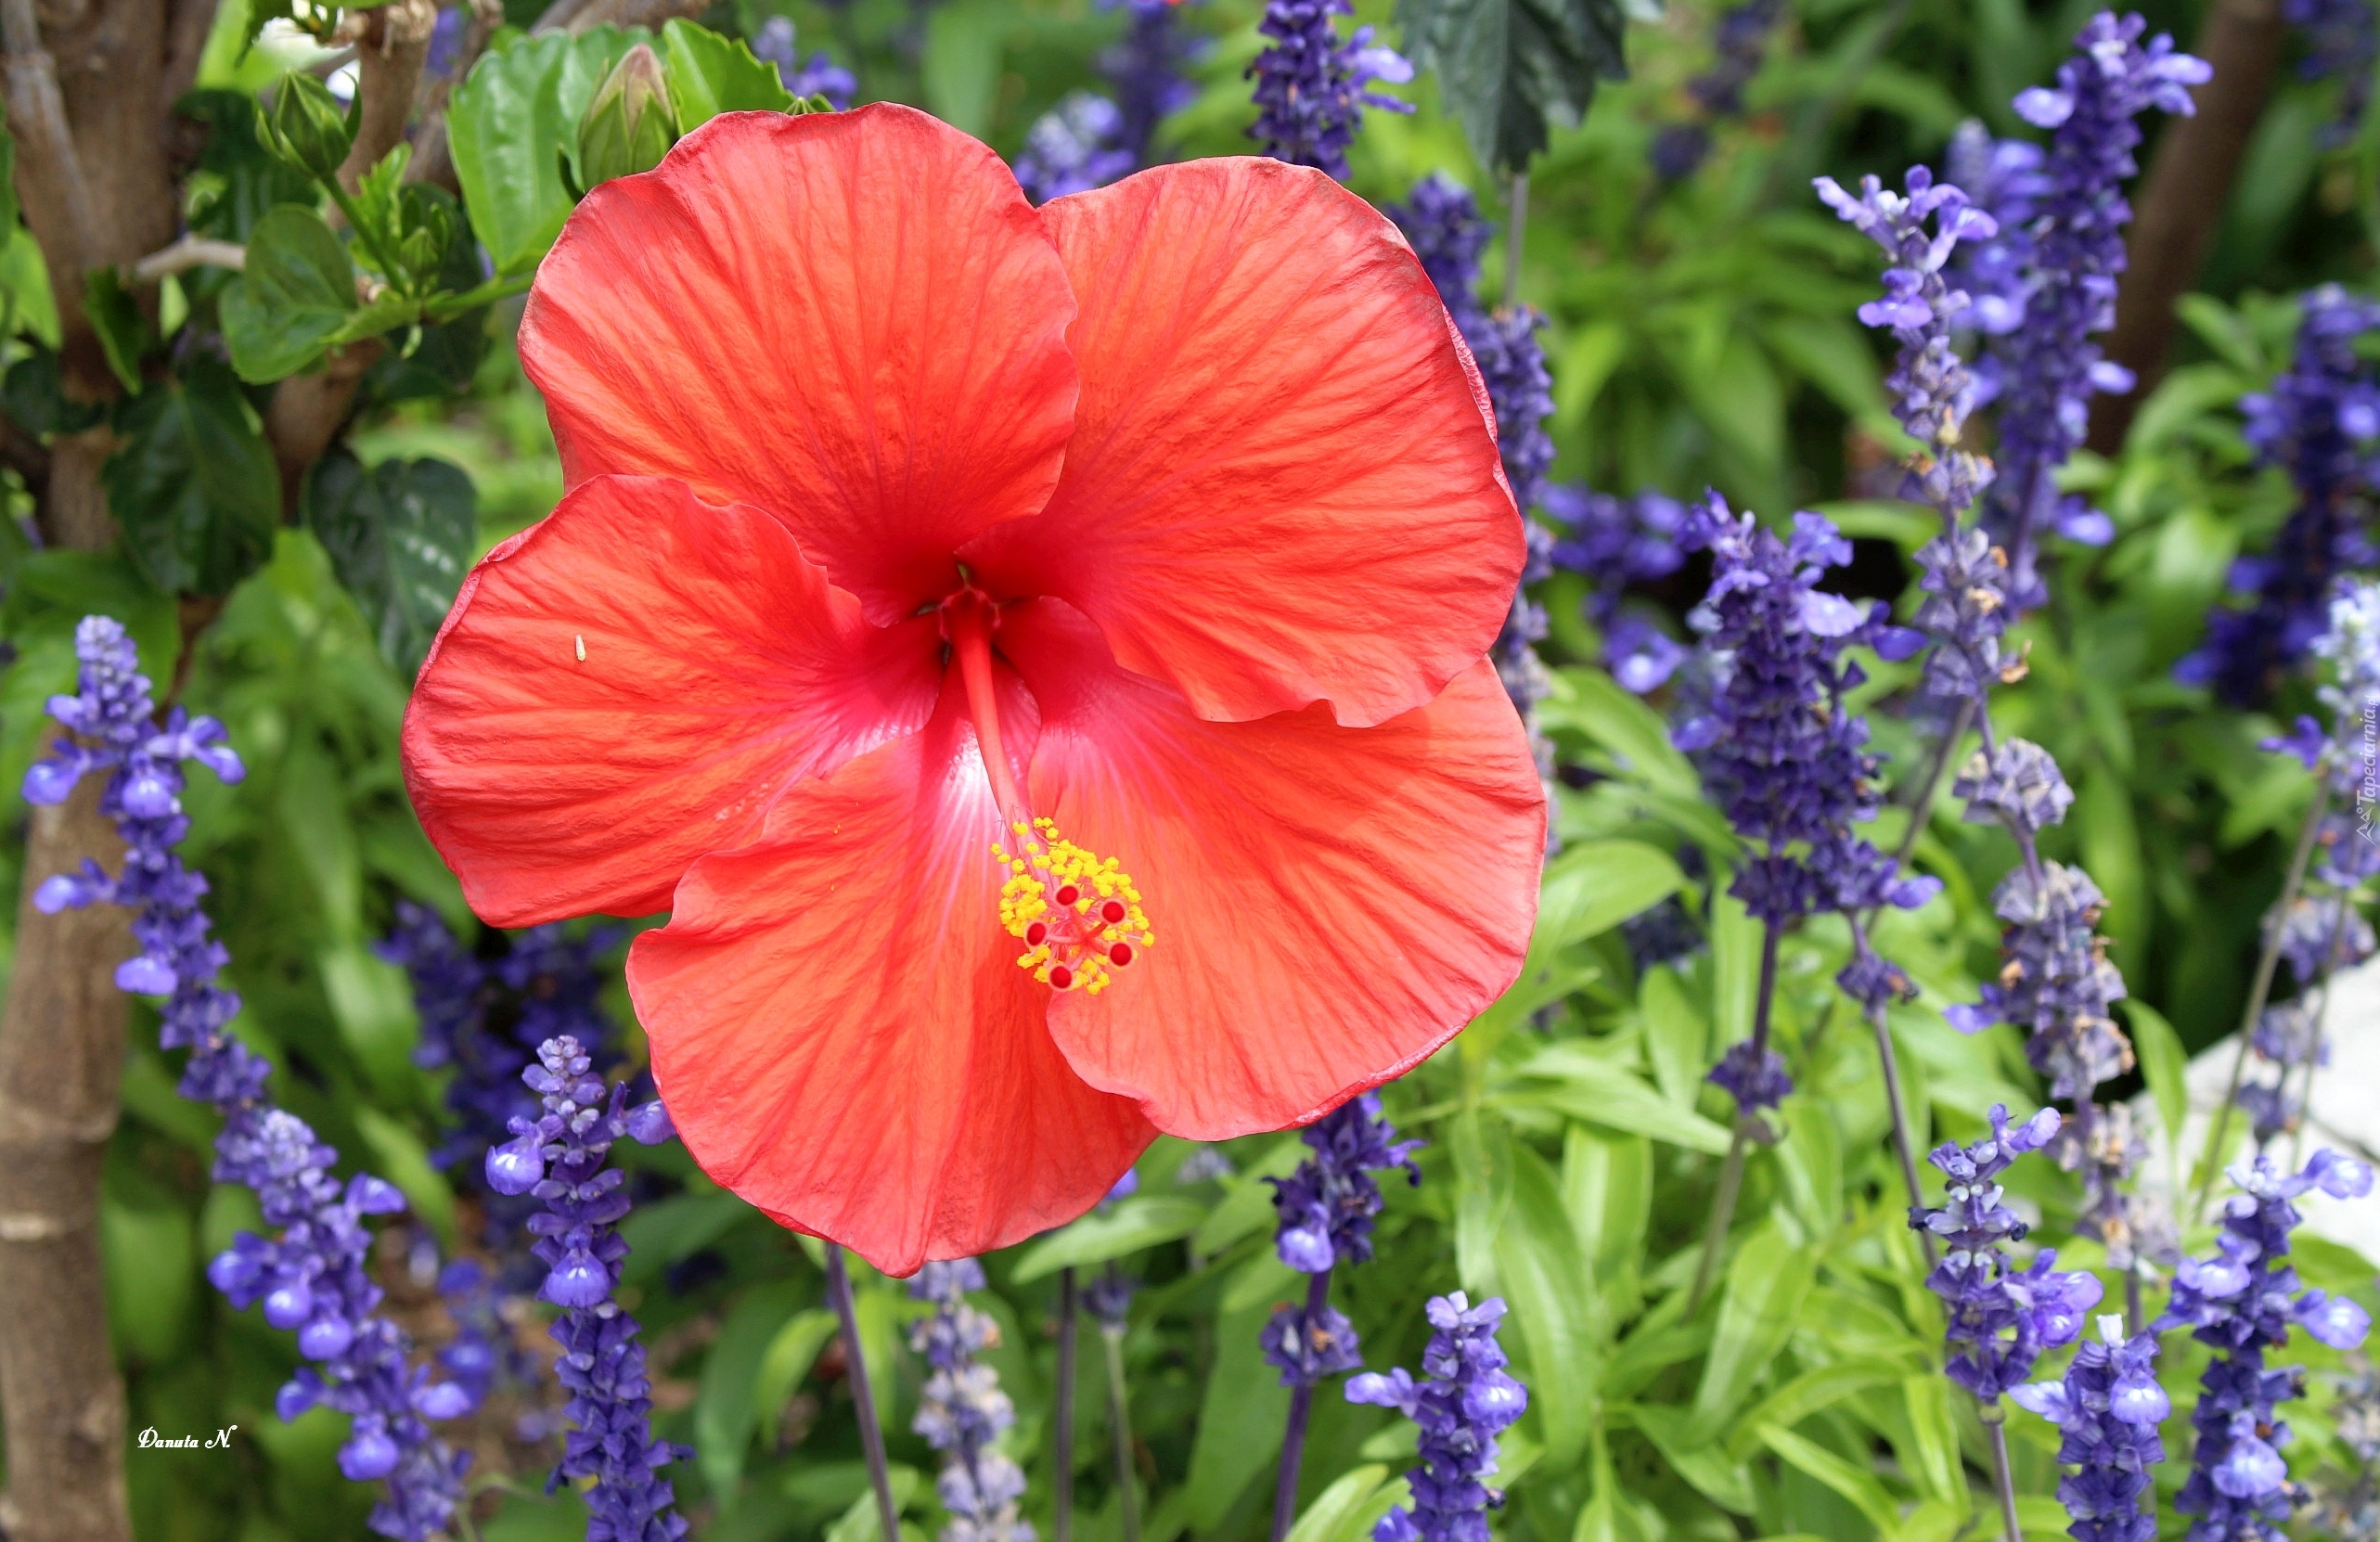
[[943, 585, 1152, 994]]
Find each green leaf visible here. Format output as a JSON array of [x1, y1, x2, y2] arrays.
[[1759, 1425, 1899, 1535], [103, 359, 279, 596], [1722, 1360, 1904, 1460], [1538, 840, 1686, 947], [824, 1463, 922, 1542], [1505, 1045, 1732, 1153], [697, 1282, 808, 1497], [102, 1199, 196, 1363], [751, 1307, 840, 1450], [1639, 965, 1708, 1107], [0, 547, 178, 674], [0, 123, 18, 236], [1686, 1222, 1816, 1444], [5, 348, 105, 436], [1183, 1296, 1292, 1529], [920, 0, 1009, 136], [1626, 1405, 1755, 1513], [618, 1190, 755, 1286], [302, 450, 478, 674], [1542, 666, 1698, 796], [83, 267, 150, 392], [220, 205, 358, 382], [659, 19, 791, 126], [353, 1106, 456, 1245], [1563, 1127, 1649, 1317], [180, 88, 319, 242], [1495, 1145, 1602, 1467], [1396, 0, 1627, 173], [450, 28, 641, 276], [2125, 998, 2187, 1165], [1898, 1372, 1962, 1504], [1284, 1466, 1397, 1542], [1010, 1195, 1207, 1282]]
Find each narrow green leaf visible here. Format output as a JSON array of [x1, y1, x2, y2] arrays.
[[1183, 1297, 1292, 1529], [353, 1106, 455, 1246], [1625, 1405, 1755, 1513], [1495, 1145, 1602, 1467], [697, 1282, 808, 1496], [1759, 1425, 1899, 1535], [2125, 998, 2188, 1167], [1505, 1046, 1732, 1153], [753, 1308, 840, 1448], [1899, 1372, 1961, 1504], [920, 0, 1008, 136], [1640, 966, 1708, 1108], [1687, 1223, 1817, 1444], [1010, 1195, 1207, 1282], [1543, 666, 1698, 795], [1283, 1465, 1393, 1542], [1722, 1360, 1905, 1461], [1538, 840, 1686, 946], [824, 1463, 922, 1542]]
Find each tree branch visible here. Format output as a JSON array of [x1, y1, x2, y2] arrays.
[[1, 0, 106, 273], [158, 0, 219, 111], [2086, 0, 2285, 455], [333, 0, 436, 195], [130, 232, 244, 282]]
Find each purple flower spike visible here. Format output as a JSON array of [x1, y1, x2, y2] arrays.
[[1346, 1292, 1529, 1542], [1247, 0, 1412, 180], [510, 1034, 689, 1539], [1261, 1091, 1419, 1388], [2011, 1314, 2168, 1542], [1914, 1106, 2100, 1403], [26, 617, 469, 1541], [909, 1260, 1035, 1542], [2158, 1150, 2374, 1540]]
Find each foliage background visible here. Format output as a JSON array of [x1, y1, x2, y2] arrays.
[[0, 0, 2374, 1538]]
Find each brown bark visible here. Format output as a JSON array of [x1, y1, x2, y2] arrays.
[[264, 338, 383, 516], [0, 780, 134, 1542], [2087, 0, 2287, 455], [334, 0, 436, 196]]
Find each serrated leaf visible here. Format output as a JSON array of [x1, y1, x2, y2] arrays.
[[1396, 0, 1627, 173], [659, 19, 792, 126], [450, 27, 641, 276], [103, 360, 278, 596], [219, 205, 357, 382], [1009, 1195, 1206, 1282], [302, 450, 477, 675]]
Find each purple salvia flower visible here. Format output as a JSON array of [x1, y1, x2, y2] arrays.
[[1013, 93, 1136, 203], [1345, 1292, 1529, 1542], [909, 1259, 1036, 1542], [1946, 861, 2132, 1101], [1914, 1105, 2103, 1402], [1646, 0, 1784, 185], [1100, 0, 1205, 164], [26, 617, 473, 1541], [1669, 496, 1936, 931], [2157, 1150, 2376, 1542], [2179, 287, 2380, 704], [2284, 0, 2377, 147], [1942, 120, 2049, 346], [1247, 0, 1413, 180], [1705, 1041, 1793, 1115], [1984, 12, 2209, 596], [750, 17, 856, 108], [2010, 1313, 2170, 1542], [495, 1035, 688, 1540], [1259, 1092, 1419, 1385]]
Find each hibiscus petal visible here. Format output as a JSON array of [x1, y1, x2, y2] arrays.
[[1000, 600, 1543, 1136], [962, 158, 1520, 729], [403, 475, 941, 925], [521, 105, 1079, 622], [628, 674, 1154, 1275]]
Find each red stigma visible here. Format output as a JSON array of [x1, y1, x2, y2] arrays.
[[1054, 884, 1080, 906], [1109, 943, 1134, 966], [1048, 964, 1075, 990], [1025, 921, 1048, 946], [1100, 899, 1127, 924]]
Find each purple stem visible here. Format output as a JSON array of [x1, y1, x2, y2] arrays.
[[827, 1244, 902, 1542], [1269, 1269, 1334, 1542], [1055, 1266, 1077, 1542]]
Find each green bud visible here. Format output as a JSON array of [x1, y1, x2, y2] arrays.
[[575, 45, 678, 192], [264, 71, 355, 184]]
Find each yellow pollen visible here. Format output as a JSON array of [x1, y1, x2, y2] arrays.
[[990, 817, 1153, 994]]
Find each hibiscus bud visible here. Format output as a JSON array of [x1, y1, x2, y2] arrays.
[[264, 71, 355, 184], [575, 45, 678, 193]]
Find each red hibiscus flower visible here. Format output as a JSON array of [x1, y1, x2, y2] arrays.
[[401, 104, 1544, 1274]]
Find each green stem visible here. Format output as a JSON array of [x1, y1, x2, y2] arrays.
[[423, 272, 533, 321], [1054, 1267, 1077, 1542], [1688, 919, 1780, 1311], [1101, 1298, 1139, 1542], [1980, 1399, 2023, 1542]]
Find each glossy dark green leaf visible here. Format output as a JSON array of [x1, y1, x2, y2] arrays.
[[219, 205, 358, 383], [302, 449, 478, 674], [103, 360, 278, 596], [1396, 0, 1626, 173], [82, 267, 150, 392], [4, 348, 104, 435], [659, 19, 792, 126], [450, 27, 642, 276]]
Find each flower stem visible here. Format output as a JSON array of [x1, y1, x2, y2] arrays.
[[2194, 779, 2331, 1220], [1270, 1269, 1333, 1542], [1864, 996, 1935, 1263], [826, 1244, 902, 1542], [1054, 1266, 1077, 1542], [1689, 919, 1780, 1311], [1979, 1398, 2023, 1542], [1101, 1278, 1140, 1542]]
